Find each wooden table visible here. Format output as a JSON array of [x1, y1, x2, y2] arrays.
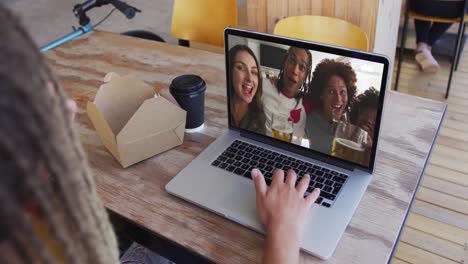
[[45, 31, 447, 264]]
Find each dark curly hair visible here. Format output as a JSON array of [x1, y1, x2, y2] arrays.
[[309, 59, 358, 109], [276, 47, 313, 97], [350, 87, 380, 123]]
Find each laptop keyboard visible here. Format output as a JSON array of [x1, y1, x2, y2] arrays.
[[211, 140, 349, 208]]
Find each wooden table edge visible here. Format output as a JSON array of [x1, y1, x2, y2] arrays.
[[385, 102, 447, 263]]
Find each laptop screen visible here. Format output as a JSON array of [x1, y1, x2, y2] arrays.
[[225, 28, 389, 172]]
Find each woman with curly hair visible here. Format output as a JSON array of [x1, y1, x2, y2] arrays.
[[350, 87, 379, 141], [349, 87, 380, 165], [262, 47, 313, 138], [228, 44, 266, 134], [305, 59, 357, 154]]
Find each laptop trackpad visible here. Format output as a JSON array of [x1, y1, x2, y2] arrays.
[[218, 180, 263, 231]]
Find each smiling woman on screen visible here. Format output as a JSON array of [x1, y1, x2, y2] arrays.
[[305, 59, 358, 155], [229, 44, 266, 134]]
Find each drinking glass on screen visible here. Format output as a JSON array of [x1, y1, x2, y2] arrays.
[[332, 121, 368, 164], [271, 113, 293, 143]]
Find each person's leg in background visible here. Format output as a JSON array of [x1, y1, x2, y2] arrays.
[[428, 22, 454, 47], [414, 19, 432, 53], [414, 19, 443, 72], [411, 0, 464, 72]]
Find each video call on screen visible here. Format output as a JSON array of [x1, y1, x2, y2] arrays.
[[227, 35, 384, 167]]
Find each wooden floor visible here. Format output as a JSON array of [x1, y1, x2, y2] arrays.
[[390, 47, 468, 263]]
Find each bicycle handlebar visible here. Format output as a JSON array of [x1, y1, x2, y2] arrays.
[[40, 0, 140, 52], [110, 0, 140, 19], [73, 0, 140, 25]]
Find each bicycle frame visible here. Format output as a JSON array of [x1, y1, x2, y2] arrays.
[[40, 23, 93, 52]]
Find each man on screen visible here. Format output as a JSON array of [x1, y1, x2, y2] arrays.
[[262, 47, 314, 142]]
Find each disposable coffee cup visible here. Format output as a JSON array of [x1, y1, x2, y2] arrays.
[[169, 75, 206, 133]]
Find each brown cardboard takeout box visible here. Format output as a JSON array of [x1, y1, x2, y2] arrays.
[[87, 73, 186, 168]]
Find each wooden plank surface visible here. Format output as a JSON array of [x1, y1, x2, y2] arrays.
[[425, 164, 468, 187], [288, 0, 310, 16], [421, 176, 468, 200], [390, 258, 408, 264], [395, 242, 459, 264], [309, 0, 323, 15], [416, 187, 468, 215], [359, 0, 379, 51], [392, 37, 468, 264], [405, 214, 468, 246], [410, 200, 468, 231], [347, 0, 361, 27], [435, 135, 468, 154], [334, 0, 347, 20], [400, 227, 466, 263], [45, 31, 446, 264], [321, 0, 336, 17], [246, 0, 267, 33], [391, 258, 410, 264], [430, 152, 468, 174], [266, 0, 288, 33]]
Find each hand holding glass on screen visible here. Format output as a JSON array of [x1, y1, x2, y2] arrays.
[[271, 113, 294, 142], [332, 121, 368, 165]]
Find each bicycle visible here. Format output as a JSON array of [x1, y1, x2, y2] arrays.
[[40, 0, 140, 52]]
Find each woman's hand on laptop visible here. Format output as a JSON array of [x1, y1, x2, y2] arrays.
[[251, 168, 320, 264]]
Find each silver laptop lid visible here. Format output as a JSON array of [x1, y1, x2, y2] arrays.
[[224, 28, 390, 173]]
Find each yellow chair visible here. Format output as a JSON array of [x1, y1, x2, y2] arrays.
[[171, 0, 238, 47], [394, 0, 468, 98], [273, 16, 369, 51]]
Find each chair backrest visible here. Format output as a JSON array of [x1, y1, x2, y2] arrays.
[[408, 0, 468, 23], [273, 16, 369, 51], [408, 10, 468, 24], [171, 0, 238, 47]]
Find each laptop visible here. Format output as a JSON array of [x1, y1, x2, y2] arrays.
[[166, 28, 389, 259]]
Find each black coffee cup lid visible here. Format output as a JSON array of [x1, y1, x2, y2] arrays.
[[170, 75, 206, 95]]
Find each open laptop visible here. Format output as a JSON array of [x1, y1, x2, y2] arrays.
[[166, 28, 389, 259]]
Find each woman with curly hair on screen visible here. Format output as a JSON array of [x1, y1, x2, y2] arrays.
[[350, 87, 380, 165], [305, 59, 358, 155]]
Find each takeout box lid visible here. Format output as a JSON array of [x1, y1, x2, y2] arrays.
[[92, 73, 155, 136], [86, 73, 186, 167]]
